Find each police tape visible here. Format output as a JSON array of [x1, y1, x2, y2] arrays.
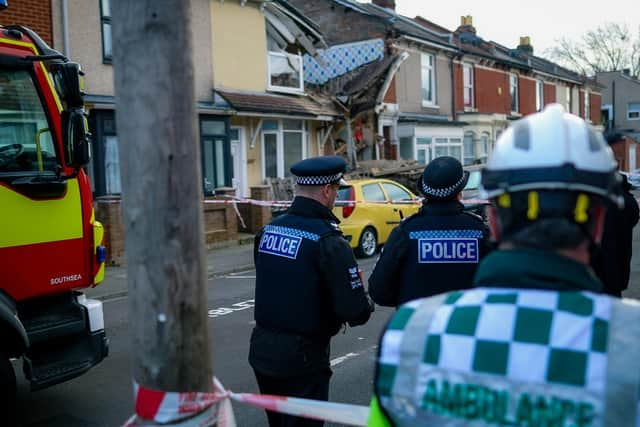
[[203, 195, 490, 208], [122, 377, 370, 427], [96, 195, 489, 208]]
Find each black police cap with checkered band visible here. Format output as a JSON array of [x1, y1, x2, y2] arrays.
[[290, 155, 348, 186], [419, 156, 469, 200]]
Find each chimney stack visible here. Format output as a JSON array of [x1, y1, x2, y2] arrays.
[[456, 15, 476, 35], [372, 0, 396, 10], [517, 36, 533, 55]]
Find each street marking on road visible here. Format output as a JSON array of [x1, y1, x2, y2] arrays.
[[331, 352, 359, 367], [208, 299, 255, 318]]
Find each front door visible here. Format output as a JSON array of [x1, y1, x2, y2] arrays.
[[230, 127, 247, 197]]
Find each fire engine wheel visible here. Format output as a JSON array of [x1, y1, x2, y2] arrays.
[[0, 354, 16, 421], [356, 227, 377, 258]]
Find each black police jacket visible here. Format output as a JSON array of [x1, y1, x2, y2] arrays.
[[369, 200, 492, 307], [250, 196, 373, 376], [591, 177, 640, 296]]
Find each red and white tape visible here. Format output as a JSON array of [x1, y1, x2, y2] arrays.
[[99, 195, 488, 209], [122, 377, 369, 427]]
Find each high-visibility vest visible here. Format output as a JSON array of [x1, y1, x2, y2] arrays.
[[369, 288, 640, 426]]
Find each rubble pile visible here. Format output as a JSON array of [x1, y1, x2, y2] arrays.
[[345, 159, 424, 195]]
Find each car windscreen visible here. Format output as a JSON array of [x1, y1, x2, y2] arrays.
[[464, 170, 481, 190]]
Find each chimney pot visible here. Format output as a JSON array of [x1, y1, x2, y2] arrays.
[[456, 15, 476, 35], [517, 36, 533, 55]]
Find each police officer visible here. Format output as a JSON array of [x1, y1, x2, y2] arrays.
[[368, 156, 491, 307], [591, 132, 640, 296], [249, 155, 374, 427], [367, 105, 640, 426]]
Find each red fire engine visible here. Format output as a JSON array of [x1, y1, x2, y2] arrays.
[[0, 12, 108, 403]]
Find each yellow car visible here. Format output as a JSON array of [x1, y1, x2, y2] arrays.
[[333, 178, 422, 258]]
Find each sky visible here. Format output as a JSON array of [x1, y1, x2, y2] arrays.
[[372, 0, 638, 57]]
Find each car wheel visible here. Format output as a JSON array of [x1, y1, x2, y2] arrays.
[[356, 227, 377, 258]]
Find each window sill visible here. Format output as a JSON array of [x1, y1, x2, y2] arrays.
[[267, 86, 305, 96], [421, 101, 439, 109]]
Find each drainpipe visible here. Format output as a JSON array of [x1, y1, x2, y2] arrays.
[[450, 54, 456, 121], [61, 0, 70, 56], [611, 80, 616, 130]]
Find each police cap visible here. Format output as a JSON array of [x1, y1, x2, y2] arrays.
[[419, 156, 469, 199], [290, 155, 348, 186]]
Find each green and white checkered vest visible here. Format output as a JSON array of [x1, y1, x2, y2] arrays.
[[374, 288, 640, 426]]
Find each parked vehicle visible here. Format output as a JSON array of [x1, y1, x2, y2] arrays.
[[621, 169, 640, 189], [0, 22, 108, 400], [333, 178, 421, 257], [462, 164, 489, 217]]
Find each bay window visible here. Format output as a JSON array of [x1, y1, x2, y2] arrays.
[[262, 119, 306, 178]]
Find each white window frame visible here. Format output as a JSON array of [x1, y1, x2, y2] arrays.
[[415, 136, 463, 163], [628, 103, 640, 120], [509, 73, 519, 113], [565, 86, 572, 113], [267, 51, 304, 94], [463, 63, 474, 109], [584, 90, 591, 121], [420, 53, 436, 107], [261, 120, 307, 179], [478, 132, 490, 164], [535, 80, 544, 112], [463, 132, 475, 166]]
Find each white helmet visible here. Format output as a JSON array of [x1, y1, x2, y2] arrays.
[[482, 104, 622, 207]]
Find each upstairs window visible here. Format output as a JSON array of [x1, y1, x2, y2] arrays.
[[266, 33, 303, 93], [535, 80, 544, 111], [421, 53, 436, 106], [463, 63, 474, 109], [509, 74, 519, 113], [628, 103, 640, 120], [584, 90, 590, 120], [100, 0, 112, 63]]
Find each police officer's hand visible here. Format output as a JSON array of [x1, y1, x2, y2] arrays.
[[366, 292, 375, 313]]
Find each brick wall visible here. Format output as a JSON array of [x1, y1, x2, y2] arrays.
[[590, 93, 601, 124], [0, 0, 52, 45], [453, 62, 463, 112], [475, 67, 510, 115], [543, 83, 556, 105], [95, 196, 240, 266], [519, 78, 536, 116], [288, 0, 387, 45], [383, 76, 397, 103]]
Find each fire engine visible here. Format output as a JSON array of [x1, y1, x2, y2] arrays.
[[0, 5, 108, 401]]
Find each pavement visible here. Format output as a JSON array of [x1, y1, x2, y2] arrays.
[[86, 232, 256, 301]]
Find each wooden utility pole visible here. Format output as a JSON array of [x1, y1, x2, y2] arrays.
[[111, 0, 212, 396]]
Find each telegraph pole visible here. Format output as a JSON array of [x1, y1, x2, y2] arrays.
[[111, 0, 212, 403]]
